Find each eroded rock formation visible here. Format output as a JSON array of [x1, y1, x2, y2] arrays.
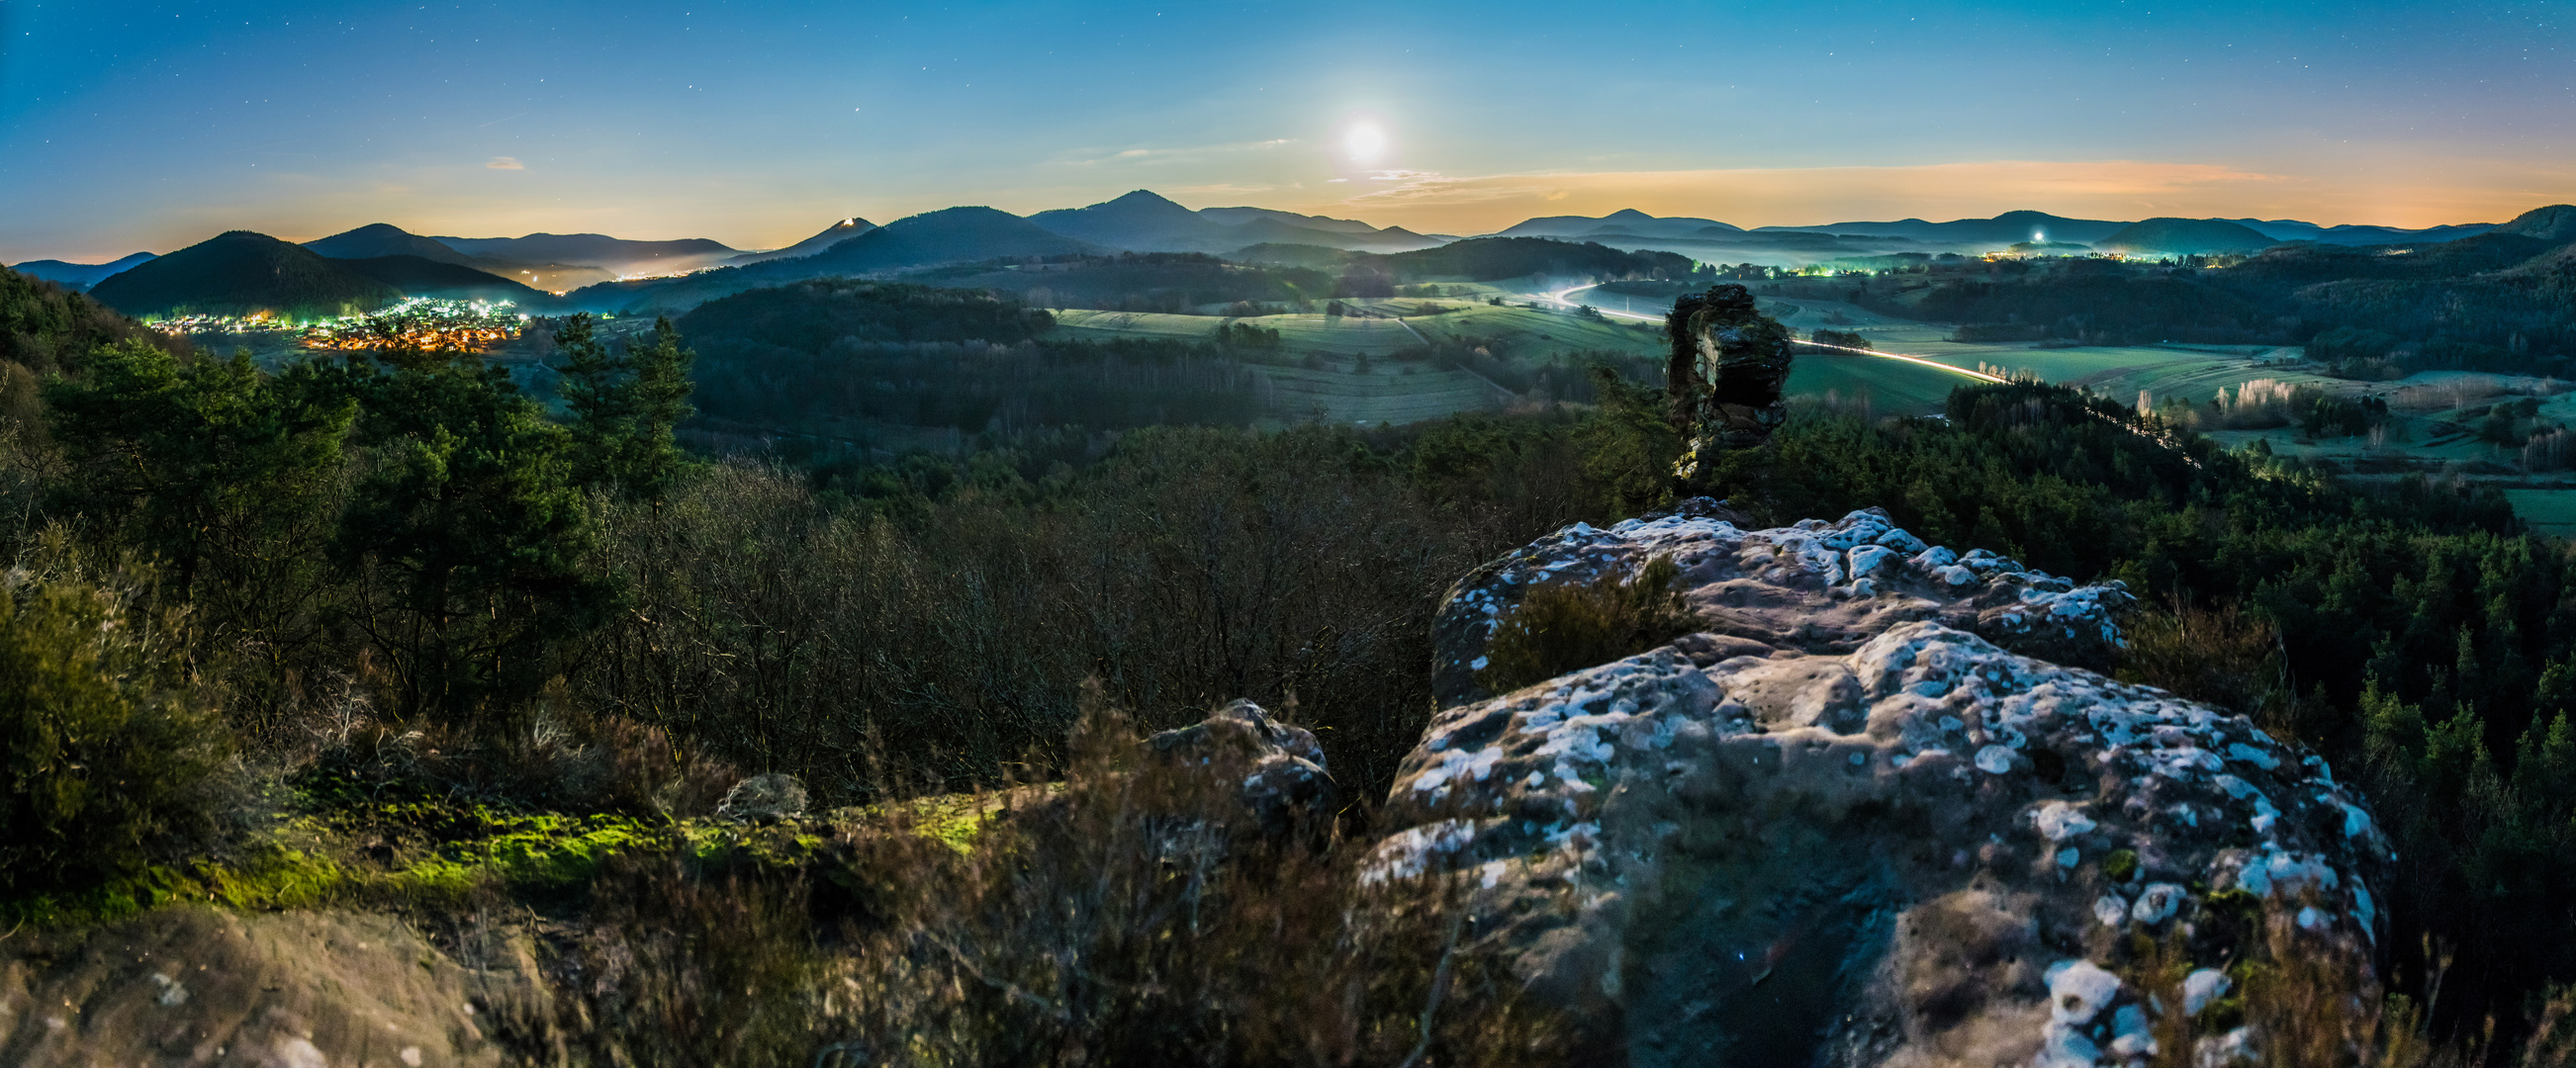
[[1380, 505, 2390, 1067], [1665, 285, 1795, 486]]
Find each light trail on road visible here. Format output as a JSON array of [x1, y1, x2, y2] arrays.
[[1795, 341, 2008, 383], [1533, 283, 2009, 385]]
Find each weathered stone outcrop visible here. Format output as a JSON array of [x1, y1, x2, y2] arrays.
[[1666, 285, 1796, 483], [1380, 506, 2390, 1067], [1434, 499, 2134, 710], [1147, 698, 1337, 831]]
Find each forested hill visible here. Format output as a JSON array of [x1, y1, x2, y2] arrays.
[[673, 279, 1266, 441], [87, 230, 401, 318], [1377, 236, 1695, 282], [675, 280, 1055, 350], [0, 266, 190, 375]]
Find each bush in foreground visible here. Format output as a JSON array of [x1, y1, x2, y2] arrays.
[[0, 552, 230, 897]]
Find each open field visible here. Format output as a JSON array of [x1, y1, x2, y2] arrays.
[[2505, 490, 2576, 538], [1388, 301, 1666, 355], [1787, 352, 1970, 412], [1251, 364, 1511, 425]]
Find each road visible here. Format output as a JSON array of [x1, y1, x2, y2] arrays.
[[1530, 283, 2006, 385]]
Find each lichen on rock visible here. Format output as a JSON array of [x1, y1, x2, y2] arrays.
[[1380, 506, 2389, 1066]]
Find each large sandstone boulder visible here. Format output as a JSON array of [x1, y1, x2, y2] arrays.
[[1433, 500, 2135, 710], [1378, 507, 2390, 1067]]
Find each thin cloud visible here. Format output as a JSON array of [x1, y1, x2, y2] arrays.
[[485, 156, 526, 170], [1058, 138, 1295, 167]]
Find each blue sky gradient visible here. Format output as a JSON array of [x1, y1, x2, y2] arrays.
[[3, 0, 2568, 260]]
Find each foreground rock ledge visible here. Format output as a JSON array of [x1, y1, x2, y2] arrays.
[[1378, 506, 2392, 1068]]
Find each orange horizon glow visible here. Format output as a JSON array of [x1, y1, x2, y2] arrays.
[[1251, 159, 2570, 237], [27, 156, 2566, 265]]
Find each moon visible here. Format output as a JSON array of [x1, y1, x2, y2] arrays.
[[1345, 122, 1387, 162]]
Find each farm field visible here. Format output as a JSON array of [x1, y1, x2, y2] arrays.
[[2505, 490, 2576, 539], [1385, 301, 1666, 355], [1742, 298, 2340, 407], [1787, 352, 1973, 412]]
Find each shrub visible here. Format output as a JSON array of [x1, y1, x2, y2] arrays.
[[809, 699, 1573, 1066], [0, 559, 230, 897], [1476, 556, 1702, 694], [2115, 599, 2292, 733]]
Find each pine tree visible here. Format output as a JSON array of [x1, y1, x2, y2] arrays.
[[553, 312, 694, 502]]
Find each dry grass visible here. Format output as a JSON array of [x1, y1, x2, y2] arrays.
[[477, 691, 1573, 1067]]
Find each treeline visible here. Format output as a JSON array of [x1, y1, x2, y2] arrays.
[[675, 279, 1055, 349], [910, 253, 1334, 312], [1899, 259, 2285, 345], [677, 280, 1274, 436], [690, 336, 1272, 437]]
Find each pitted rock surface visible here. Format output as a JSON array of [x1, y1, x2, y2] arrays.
[[1148, 698, 1336, 830], [1433, 502, 2135, 710], [1382, 511, 2389, 1067]]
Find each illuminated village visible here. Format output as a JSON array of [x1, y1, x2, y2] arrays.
[[148, 298, 526, 351]]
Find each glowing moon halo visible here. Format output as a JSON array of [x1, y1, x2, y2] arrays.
[[1345, 122, 1387, 162]]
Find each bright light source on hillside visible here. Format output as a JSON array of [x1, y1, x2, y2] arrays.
[[1345, 122, 1386, 162]]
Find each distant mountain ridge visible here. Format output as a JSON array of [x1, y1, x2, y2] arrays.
[[724, 218, 877, 266], [7, 252, 158, 292], [426, 232, 740, 277], [304, 223, 481, 266], [1499, 209, 1745, 239], [1026, 190, 1442, 254], [1750, 210, 2129, 245], [303, 222, 623, 292], [63, 194, 2561, 322]]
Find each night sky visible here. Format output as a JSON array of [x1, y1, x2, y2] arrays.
[[3, 0, 2569, 261]]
